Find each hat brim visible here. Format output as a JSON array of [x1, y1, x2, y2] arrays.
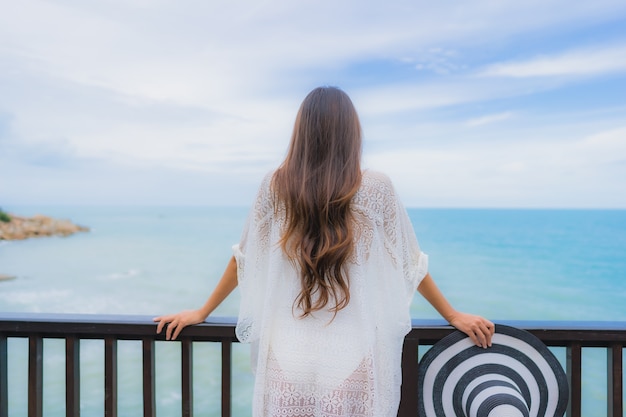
[[417, 324, 568, 417]]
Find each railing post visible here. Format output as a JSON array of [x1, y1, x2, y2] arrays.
[[104, 337, 118, 417], [222, 341, 232, 417], [142, 338, 156, 417], [182, 339, 193, 417], [28, 335, 43, 417], [607, 343, 623, 417], [567, 342, 582, 417], [398, 334, 419, 417], [66, 337, 80, 417], [0, 334, 7, 417]]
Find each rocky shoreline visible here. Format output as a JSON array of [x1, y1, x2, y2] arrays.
[[0, 213, 89, 282], [0, 213, 89, 241]]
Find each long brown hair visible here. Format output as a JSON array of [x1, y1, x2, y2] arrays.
[[272, 86, 362, 318]]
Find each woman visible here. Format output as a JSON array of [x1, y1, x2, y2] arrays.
[[154, 86, 493, 417]]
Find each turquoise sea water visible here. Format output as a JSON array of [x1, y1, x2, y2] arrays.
[[1, 206, 625, 416]]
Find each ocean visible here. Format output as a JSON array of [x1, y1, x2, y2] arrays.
[[1, 206, 625, 416]]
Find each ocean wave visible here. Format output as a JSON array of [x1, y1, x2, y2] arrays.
[[103, 268, 142, 280]]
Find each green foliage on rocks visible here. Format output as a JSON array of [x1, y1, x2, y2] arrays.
[[0, 209, 10, 223]]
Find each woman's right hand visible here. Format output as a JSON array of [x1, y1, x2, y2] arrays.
[[153, 309, 206, 341]]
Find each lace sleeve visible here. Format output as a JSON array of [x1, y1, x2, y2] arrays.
[[368, 171, 429, 293], [236, 171, 274, 258], [233, 171, 275, 343]]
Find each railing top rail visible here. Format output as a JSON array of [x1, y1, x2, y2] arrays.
[[405, 319, 626, 345], [1, 313, 625, 344], [2, 313, 625, 328], [0, 312, 237, 341]]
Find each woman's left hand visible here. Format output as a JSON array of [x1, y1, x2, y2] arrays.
[[447, 312, 494, 349]]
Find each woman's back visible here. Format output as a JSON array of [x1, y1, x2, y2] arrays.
[[235, 169, 429, 416]]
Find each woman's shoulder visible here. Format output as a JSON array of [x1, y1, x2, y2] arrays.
[[360, 169, 396, 195], [253, 170, 276, 197], [250, 170, 276, 214], [362, 169, 391, 181], [352, 170, 400, 215], [262, 170, 275, 187]]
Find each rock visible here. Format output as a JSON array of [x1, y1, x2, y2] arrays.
[[0, 214, 89, 240]]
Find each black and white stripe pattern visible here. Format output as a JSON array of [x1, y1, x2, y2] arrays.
[[418, 324, 568, 417]]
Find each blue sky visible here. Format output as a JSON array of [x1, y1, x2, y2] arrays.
[[1, 1, 625, 208]]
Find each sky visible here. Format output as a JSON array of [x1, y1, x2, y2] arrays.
[[1, 0, 625, 208]]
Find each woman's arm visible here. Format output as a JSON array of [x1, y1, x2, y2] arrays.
[[154, 256, 238, 340], [417, 272, 494, 348]]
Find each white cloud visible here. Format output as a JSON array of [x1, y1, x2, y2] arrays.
[[466, 112, 514, 127], [574, 126, 626, 162], [479, 45, 626, 78]]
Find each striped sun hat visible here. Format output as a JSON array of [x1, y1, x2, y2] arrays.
[[417, 324, 569, 417]]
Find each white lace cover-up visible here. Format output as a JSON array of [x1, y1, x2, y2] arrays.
[[232, 170, 429, 417]]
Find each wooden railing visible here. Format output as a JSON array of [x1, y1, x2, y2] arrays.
[[0, 313, 624, 416]]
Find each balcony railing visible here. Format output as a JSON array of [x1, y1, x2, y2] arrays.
[[0, 313, 624, 417]]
